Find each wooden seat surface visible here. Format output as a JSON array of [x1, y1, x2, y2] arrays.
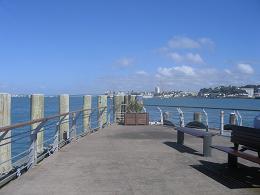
[[211, 145, 260, 165], [176, 127, 217, 138]]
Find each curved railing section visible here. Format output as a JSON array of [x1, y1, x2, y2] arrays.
[[143, 104, 260, 135]]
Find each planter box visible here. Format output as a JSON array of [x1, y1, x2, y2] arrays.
[[124, 113, 149, 125]]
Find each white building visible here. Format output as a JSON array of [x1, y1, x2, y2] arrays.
[[241, 88, 254, 98], [254, 88, 260, 98], [155, 86, 160, 94]]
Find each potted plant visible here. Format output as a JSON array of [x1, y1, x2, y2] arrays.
[[124, 98, 149, 125]]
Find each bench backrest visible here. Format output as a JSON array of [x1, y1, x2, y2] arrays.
[[230, 125, 260, 151]]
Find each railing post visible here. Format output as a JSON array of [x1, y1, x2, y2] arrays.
[[114, 95, 124, 124], [83, 95, 91, 132], [202, 109, 209, 132], [71, 112, 77, 139], [177, 108, 185, 144], [28, 132, 37, 168], [30, 94, 44, 154], [229, 113, 237, 125], [220, 110, 224, 135], [124, 95, 129, 114], [113, 96, 117, 123], [158, 107, 163, 124], [28, 120, 46, 168], [53, 122, 60, 152], [235, 111, 242, 126], [59, 94, 69, 141], [193, 112, 202, 122], [179, 112, 185, 127], [163, 112, 170, 121], [120, 96, 125, 123], [98, 95, 107, 128], [129, 95, 136, 102], [107, 97, 112, 125], [53, 114, 67, 151], [0, 93, 12, 174]]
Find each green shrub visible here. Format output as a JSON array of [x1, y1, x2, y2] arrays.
[[127, 100, 143, 113]]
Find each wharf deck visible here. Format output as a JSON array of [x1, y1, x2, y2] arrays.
[[1, 125, 259, 195]]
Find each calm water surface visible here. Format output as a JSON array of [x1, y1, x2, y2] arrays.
[[8, 97, 260, 159]]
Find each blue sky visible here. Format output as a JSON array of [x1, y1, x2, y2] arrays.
[[0, 0, 259, 94]]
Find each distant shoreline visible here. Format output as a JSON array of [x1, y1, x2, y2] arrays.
[[148, 96, 259, 100], [9, 95, 260, 100]]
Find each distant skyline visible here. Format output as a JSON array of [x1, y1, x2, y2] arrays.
[[0, 0, 260, 94]]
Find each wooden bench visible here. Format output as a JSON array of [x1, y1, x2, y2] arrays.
[[176, 127, 217, 157], [211, 125, 260, 167]]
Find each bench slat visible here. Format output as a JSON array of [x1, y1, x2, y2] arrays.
[[232, 132, 260, 139], [211, 145, 260, 164], [230, 125, 260, 134], [231, 137, 260, 149]]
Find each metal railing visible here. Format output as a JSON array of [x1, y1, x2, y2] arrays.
[[143, 104, 260, 135], [0, 105, 114, 187], [2, 98, 257, 187], [114, 103, 127, 123]]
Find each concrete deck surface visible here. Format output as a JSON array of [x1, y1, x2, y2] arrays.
[[1, 125, 260, 195]]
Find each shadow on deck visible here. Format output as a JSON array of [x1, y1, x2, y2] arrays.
[[164, 141, 204, 157], [191, 160, 260, 189], [164, 141, 260, 189]]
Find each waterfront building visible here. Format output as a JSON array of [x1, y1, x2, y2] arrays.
[[155, 86, 160, 95], [241, 88, 254, 98], [254, 88, 260, 98]]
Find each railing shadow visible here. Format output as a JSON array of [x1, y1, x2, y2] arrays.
[[191, 160, 260, 189], [163, 141, 203, 157]]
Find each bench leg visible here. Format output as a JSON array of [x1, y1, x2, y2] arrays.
[[228, 154, 238, 168], [177, 131, 184, 145], [203, 135, 212, 157]]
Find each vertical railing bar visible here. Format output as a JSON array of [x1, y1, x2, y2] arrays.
[[27, 120, 47, 169], [202, 109, 209, 132], [220, 110, 224, 135]]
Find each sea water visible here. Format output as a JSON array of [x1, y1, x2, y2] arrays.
[[144, 97, 260, 128], [7, 97, 260, 160]]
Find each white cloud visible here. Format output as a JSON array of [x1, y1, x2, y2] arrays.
[[157, 67, 174, 77], [157, 65, 196, 77], [198, 38, 215, 49], [168, 52, 183, 63], [224, 69, 232, 75], [168, 36, 200, 49], [156, 65, 204, 90], [167, 52, 204, 64], [174, 65, 196, 76], [155, 65, 255, 90], [136, 70, 149, 76], [186, 53, 204, 64], [115, 57, 134, 68], [167, 36, 214, 50], [237, 63, 254, 74], [157, 36, 213, 66], [95, 63, 258, 92]]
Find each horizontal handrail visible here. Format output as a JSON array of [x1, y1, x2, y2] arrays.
[[0, 106, 108, 132], [144, 104, 260, 112]]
